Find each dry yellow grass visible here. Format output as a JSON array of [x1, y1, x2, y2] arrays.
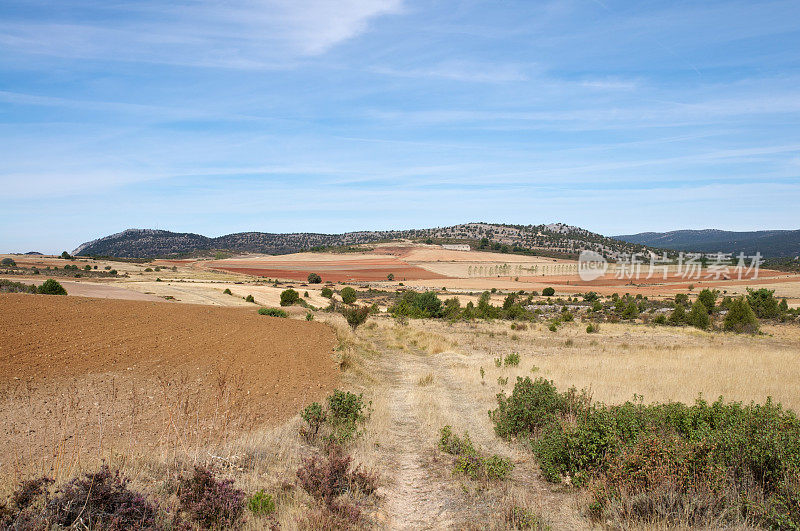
[[425, 318, 800, 411]]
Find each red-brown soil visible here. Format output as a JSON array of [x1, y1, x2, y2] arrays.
[[0, 294, 339, 477], [213, 265, 445, 282]]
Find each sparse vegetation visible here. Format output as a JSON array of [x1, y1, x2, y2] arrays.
[[340, 286, 357, 305], [37, 279, 67, 295], [258, 307, 287, 318], [491, 377, 800, 528], [280, 288, 300, 306]]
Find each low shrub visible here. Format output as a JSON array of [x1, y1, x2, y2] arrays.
[[342, 305, 370, 330], [542, 287, 555, 297], [37, 279, 67, 295], [506, 505, 551, 530], [49, 465, 157, 529], [340, 287, 357, 305], [223, 288, 232, 295], [0, 279, 37, 294], [307, 273, 322, 284], [280, 288, 300, 306], [246, 490, 276, 516], [178, 466, 245, 529], [490, 378, 800, 528], [439, 426, 513, 480], [1, 257, 16, 267], [321, 287, 333, 298], [687, 300, 710, 330], [244, 294, 255, 303], [258, 307, 287, 318], [504, 352, 520, 366], [296, 443, 377, 516], [724, 297, 759, 333]]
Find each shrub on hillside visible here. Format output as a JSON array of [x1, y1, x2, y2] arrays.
[[48, 465, 157, 529], [178, 467, 245, 529], [37, 279, 67, 295], [340, 287, 357, 305], [223, 288, 232, 295], [307, 273, 322, 284], [490, 378, 800, 528], [342, 305, 370, 330], [439, 426, 513, 481], [244, 294, 255, 303], [258, 307, 287, 318], [280, 288, 300, 306], [1, 257, 16, 267], [697, 288, 719, 313], [321, 287, 333, 298], [746, 288, 781, 319], [390, 290, 442, 318], [542, 287, 555, 297], [724, 297, 759, 333], [668, 304, 686, 325], [0, 279, 38, 294], [687, 300, 710, 330]]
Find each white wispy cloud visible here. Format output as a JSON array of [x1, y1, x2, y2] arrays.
[[0, 0, 404, 68]]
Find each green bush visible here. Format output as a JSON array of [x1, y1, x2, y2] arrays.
[[1, 257, 16, 267], [321, 287, 333, 298], [747, 288, 781, 319], [340, 287, 357, 305], [245, 294, 255, 303], [687, 300, 710, 330], [342, 305, 370, 330], [37, 279, 67, 295], [697, 288, 719, 313], [258, 307, 287, 318], [0, 279, 38, 293], [586, 323, 599, 333], [668, 304, 686, 325], [490, 378, 800, 528], [439, 426, 514, 481], [387, 273, 394, 281], [504, 352, 520, 366], [223, 288, 232, 295], [542, 287, 555, 297], [621, 302, 638, 320], [307, 273, 322, 284], [390, 290, 443, 318], [246, 490, 276, 516], [653, 314, 667, 325], [280, 288, 300, 306], [724, 297, 759, 333]]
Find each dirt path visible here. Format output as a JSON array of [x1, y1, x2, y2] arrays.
[[362, 327, 586, 530]]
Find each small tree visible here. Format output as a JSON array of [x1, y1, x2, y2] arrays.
[[245, 294, 255, 303], [542, 287, 555, 297], [669, 304, 686, 325], [621, 302, 638, 320], [280, 289, 300, 306], [1, 257, 16, 267], [340, 287, 357, 305], [38, 279, 67, 295], [746, 288, 780, 319], [724, 297, 759, 334], [321, 287, 333, 298], [60, 251, 72, 260], [688, 300, 710, 330], [697, 289, 719, 313], [387, 273, 394, 281], [342, 305, 370, 330], [307, 273, 322, 284]]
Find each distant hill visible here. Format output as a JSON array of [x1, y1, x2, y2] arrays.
[[73, 223, 665, 259], [615, 229, 800, 258]]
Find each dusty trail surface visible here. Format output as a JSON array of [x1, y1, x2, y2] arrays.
[[360, 326, 585, 530]]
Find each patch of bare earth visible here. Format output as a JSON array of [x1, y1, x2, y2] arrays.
[[0, 294, 339, 480]]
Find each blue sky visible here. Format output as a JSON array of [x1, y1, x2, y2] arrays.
[[1, 0, 799, 253]]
